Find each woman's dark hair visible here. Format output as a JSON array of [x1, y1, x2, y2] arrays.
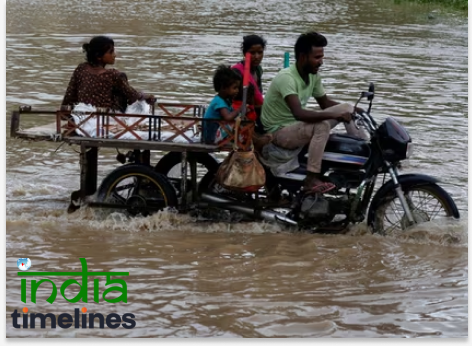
[[213, 65, 241, 92], [294, 32, 327, 60], [241, 35, 267, 54], [82, 36, 115, 65]]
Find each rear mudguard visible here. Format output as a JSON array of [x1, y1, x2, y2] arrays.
[[155, 152, 220, 174], [367, 173, 454, 225]]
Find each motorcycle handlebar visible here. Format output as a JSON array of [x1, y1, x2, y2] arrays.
[[353, 110, 378, 133], [337, 110, 364, 124]]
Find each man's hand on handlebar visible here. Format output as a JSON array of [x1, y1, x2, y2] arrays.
[[336, 111, 353, 123], [332, 103, 355, 123]]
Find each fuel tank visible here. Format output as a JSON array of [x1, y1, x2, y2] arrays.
[[298, 134, 371, 170], [323, 133, 371, 168]]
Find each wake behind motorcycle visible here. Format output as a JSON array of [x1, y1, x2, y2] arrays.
[[192, 83, 460, 234], [11, 78, 460, 234]]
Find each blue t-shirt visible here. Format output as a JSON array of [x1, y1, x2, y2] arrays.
[[203, 95, 233, 143]]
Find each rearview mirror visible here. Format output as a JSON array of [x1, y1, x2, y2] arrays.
[[368, 82, 375, 93], [367, 82, 375, 101]]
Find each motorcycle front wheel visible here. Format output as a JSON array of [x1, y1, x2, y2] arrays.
[[370, 183, 459, 235]]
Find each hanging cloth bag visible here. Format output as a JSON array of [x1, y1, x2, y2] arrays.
[[216, 117, 266, 192]]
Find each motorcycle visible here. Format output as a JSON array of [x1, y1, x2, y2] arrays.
[[192, 83, 460, 234]]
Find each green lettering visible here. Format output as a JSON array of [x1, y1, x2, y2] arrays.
[[94, 279, 99, 303], [59, 258, 89, 303], [18, 258, 130, 304], [21, 279, 26, 303], [60, 279, 88, 303], [31, 279, 57, 304], [102, 276, 127, 303]]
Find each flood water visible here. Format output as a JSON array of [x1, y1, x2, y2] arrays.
[[6, 0, 468, 338]]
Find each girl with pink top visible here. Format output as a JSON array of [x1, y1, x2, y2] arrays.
[[231, 35, 267, 124]]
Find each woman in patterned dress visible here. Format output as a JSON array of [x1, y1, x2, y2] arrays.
[[62, 36, 155, 111]]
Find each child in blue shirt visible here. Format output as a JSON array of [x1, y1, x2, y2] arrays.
[[203, 65, 242, 144]]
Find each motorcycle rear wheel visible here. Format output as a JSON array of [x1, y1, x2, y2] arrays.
[[96, 164, 177, 217], [371, 183, 458, 235]]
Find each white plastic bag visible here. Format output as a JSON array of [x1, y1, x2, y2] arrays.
[[70, 103, 98, 136], [125, 100, 151, 115]]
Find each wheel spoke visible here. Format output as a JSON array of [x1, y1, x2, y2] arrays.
[[382, 200, 404, 233], [413, 194, 433, 212], [414, 192, 435, 211], [115, 182, 137, 193], [384, 217, 403, 234], [133, 176, 142, 196], [391, 200, 404, 220], [385, 207, 400, 225], [110, 191, 127, 204], [429, 199, 444, 219], [410, 191, 444, 220]]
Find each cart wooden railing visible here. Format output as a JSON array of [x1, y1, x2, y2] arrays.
[[11, 103, 255, 151]]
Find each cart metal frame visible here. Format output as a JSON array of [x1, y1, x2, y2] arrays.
[[10, 104, 255, 212]]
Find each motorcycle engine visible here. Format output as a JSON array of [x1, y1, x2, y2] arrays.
[[300, 194, 330, 220], [299, 194, 351, 224]]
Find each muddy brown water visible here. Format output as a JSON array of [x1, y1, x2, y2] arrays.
[[6, 0, 468, 338]]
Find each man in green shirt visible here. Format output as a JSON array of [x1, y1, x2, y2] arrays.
[[261, 32, 365, 194]]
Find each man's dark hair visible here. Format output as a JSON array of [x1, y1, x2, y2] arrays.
[[241, 35, 267, 54], [294, 32, 328, 60], [82, 36, 115, 65], [213, 65, 241, 92]]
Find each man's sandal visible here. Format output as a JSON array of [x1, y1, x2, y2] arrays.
[[303, 182, 336, 195]]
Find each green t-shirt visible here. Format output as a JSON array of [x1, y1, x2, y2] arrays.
[[261, 65, 326, 133]]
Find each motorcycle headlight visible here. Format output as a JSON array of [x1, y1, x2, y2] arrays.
[[406, 142, 414, 158]]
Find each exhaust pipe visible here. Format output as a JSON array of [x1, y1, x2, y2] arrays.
[[200, 192, 298, 226]]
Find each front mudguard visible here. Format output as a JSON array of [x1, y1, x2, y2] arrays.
[[367, 174, 444, 226]]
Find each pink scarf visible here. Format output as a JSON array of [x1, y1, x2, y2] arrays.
[[231, 62, 264, 106]]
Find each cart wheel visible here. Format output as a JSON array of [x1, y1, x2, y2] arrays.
[[96, 164, 177, 216], [154, 152, 219, 197]]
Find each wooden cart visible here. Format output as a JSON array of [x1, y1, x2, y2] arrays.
[[10, 103, 255, 214]]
